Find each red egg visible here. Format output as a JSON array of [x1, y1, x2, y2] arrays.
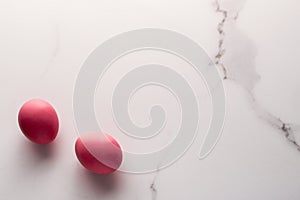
[[75, 132, 123, 175], [18, 99, 59, 144]]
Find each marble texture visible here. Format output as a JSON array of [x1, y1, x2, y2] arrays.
[[1, 0, 300, 199]]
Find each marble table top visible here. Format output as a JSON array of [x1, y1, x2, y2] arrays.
[[0, 0, 299, 199]]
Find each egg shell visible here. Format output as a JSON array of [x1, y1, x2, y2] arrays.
[[18, 99, 59, 144], [75, 132, 123, 175]]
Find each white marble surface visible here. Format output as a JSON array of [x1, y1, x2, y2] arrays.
[[1, 0, 300, 199]]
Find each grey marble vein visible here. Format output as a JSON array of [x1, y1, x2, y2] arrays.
[[40, 23, 60, 78], [214, 0, 229, 79], [213, 0, 300, 150], [150, 182, 158, 200], [149, 169, 159, 200]]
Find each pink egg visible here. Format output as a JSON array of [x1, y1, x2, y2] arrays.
[[18, 99, 59, 144], [75, 132, 123, 175]]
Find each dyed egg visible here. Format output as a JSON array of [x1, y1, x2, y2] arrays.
[[18, 99, 59, 144], [75, 132, 123, 174]]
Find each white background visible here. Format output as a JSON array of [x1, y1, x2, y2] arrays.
[[1, 0, 300, 199]]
